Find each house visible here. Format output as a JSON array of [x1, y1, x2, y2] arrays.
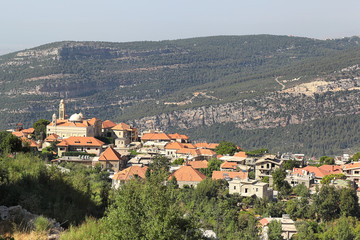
[[46, 100, 102, 138], [56, 136, 104, 156], [42, 133, 60, 148], [229, 177, 273, 199], [212, 171, 248, 181], [187, 160, 208, 169], [343, 162, 360, 183], [101, 120, 117, 137], [141, 132, 172, 143], [193, 142, 219, 150], [112, 123, 139, 148], [176, 148, 217, 161], [20, 137, 38, 151], [285, 169, 315, 188], [260, 215, 297, 240], [98, 146, 124, 172], [168, 133, 190, 143], [112, 166, 148, 189], [234, 151, 247, 158], [127, 154, 154, 167], [164, 142, 196, 159], [289, 165, 343, 184], [169, 165, 206, 188], [220, 161, 238, 171], [281, 153, 305, 167], [255, 155, 283, 180]]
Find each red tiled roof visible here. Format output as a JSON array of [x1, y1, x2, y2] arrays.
[[20, 137, 38, 148], [112, 166, 148, 181], [259, 218, 269, 226], [57, 137, 104, 147], [220, 161, 238, 170], [319, 165, 342, 173], [234, 151, 247, 158], [212, 171, 248, 180], [99, 146, 122, 161], [112, 122, 132, 131], [21, 128, 35, 134], [187, 160, 208, 169], [165, 142, 196, 150], [196, 149, 216, 156], [102, 120, 117, 129], [169, 166, 206, 182], [344, 162, 360, 170], [12, 131, 24, 137], [141, 133, 171, 141], [168, 133, 189, 140], [292, 165, 342, 178], [48, 120, 90, 127], [194, 142, 219, 150], [176, 148, 216, 157], [88, 118, 100, 126], [45, 133, 60, 142]]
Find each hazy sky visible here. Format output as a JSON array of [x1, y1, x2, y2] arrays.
[[1, 0, 359, 54]]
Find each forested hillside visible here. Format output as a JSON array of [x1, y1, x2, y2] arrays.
[[1, 35, 360, 156]]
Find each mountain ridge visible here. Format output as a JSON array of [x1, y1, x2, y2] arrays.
[[1, 35, 360, 156]]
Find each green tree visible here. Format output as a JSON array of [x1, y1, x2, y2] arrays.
[[335, 216, 354, 240], [172, 158, 185, 166], [320, 173, 346, 184], [312, 185, 340, 221], [319, 156, 334, 165], [248, 171, 255, 179], [352, 152, 360, 162], [33, 119, 50, 140], [268, 220, 283, 240], [272, 169, 291, 198], [207, 158, 222, 177], [283, 160, 300, 170], [262, 176, 269, 183], [149, 155, 170, 174], [339, 187, 359, 217], [168, 175, 178, 189], [294, 221, 315, 240], [102, 173, 200, 239], [215, 141, 238, 155], [0, 134, 22, 153], [293, 184, 309, 198]]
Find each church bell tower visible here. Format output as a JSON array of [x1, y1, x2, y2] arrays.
[[59, 99, 65, 120]]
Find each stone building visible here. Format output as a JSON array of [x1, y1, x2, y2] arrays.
[[46, 100, 102, 138]]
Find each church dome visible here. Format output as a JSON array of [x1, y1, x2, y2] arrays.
[[69, 113, 82, 122]]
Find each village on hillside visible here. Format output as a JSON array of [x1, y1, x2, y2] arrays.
[[6, 99, 360, 239]]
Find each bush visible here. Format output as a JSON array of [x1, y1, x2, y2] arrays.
[[34, 216, 51, 232]]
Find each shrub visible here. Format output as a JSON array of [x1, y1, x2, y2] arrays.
[[34, 216, 51, 232]]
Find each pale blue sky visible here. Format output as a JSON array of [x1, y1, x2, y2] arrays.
[[1, 0, 359, 54]]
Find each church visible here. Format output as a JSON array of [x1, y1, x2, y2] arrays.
[[46, 99, 102, 138]]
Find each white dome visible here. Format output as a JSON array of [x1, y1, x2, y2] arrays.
[[69, 113, 82, 122]]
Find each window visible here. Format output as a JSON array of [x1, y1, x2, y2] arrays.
[[245, 188, 248, 193], [87, 148, 90, 150], [355, 171, 360, 174], [256, 188, 258, 192], [261, 165, 264, 168], [234, 186, 236, 190], [267, 164, 269, 168]]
